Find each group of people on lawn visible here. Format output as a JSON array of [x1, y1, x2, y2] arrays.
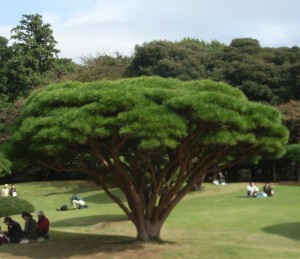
[[0, 193, 86, 244], [0, 183, 17, 197], [0, 210, 50, 245], [247, 182, 274, 197], [212, 172, 275, 198]]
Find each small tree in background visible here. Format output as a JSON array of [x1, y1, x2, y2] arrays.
[[76, 52, 130, 82], [7, 14, 60, 99], [4, 77, 288, 241]]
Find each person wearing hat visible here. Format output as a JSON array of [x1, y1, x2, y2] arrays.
[[3, 216, 23, 243], [36, 210, 50, 239], [1, 184, 9, 197]]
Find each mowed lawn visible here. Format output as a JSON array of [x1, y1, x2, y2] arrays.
[[0, 181, 299, 259]]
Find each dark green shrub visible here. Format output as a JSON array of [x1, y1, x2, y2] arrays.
[[0, 197, 35, 217]]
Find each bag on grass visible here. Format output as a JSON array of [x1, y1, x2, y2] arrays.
[[56, 205, 68, 211], [60, 205, 68, 210]]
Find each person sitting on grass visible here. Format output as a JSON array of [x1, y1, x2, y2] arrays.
[[246, 182, 259, 197], [263, 182, 274, 196], [0, 229, 9, 244], [36, 210, 50, 240], [213, 172, 227, 185], [22, 212, 37, 241], [71, 194, 86, 209], [3, 216, 23, 243]]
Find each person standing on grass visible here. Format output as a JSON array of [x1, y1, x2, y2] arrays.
[[22, 212, 37, 240], [9, 184, 17, 197], [36, 210, 50, 239], [1, 184, 9, 197], [247, 182, 259, 197], [3, 216, 23, 243]]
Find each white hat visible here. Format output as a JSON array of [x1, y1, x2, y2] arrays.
[[4, 184, 8, 187], [36, 210, 44, 216]]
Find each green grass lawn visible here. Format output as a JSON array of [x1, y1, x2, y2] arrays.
[[0, 181, 299, 259]]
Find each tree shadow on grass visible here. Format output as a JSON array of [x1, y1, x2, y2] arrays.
[[1, 231, 144, 259], [262, 222, 300, 240], [84, 190, 126, 204], [51, 214, 128, 227], [43, 186, 100, 197], [44, 186, 125, 204], [2, 224, 174, 259]]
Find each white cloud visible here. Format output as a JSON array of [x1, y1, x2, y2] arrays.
[[53, 22, 140, 62], [63, 1, 134, 27]]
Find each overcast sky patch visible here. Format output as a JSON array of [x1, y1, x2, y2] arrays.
[[0, 0, 299, 63]]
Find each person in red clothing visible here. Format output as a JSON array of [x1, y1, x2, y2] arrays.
[[36, 210, 50, 240]]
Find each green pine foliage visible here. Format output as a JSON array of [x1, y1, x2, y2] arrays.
[[6, 76, 288, 170]]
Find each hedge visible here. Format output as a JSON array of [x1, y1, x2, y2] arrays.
[[0, 197, 35, 217]]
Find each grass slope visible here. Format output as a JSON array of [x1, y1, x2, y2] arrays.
[[0, 181, 299, 259]]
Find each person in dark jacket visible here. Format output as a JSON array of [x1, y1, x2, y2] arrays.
[[21, 212, 37, 240], [3, 216, 23, 243]]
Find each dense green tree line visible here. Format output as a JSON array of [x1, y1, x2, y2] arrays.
[[73, 38, 300, 107], [126, 38, 300, 104], [74, 37, 300, 107]]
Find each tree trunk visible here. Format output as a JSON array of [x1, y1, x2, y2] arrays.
[[190, 173, 206, 191], [135, 219, 163, 241]]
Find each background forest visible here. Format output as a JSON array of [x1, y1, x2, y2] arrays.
[[0, 14, 299, 183]]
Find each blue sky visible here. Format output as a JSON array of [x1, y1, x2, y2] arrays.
[[1, 0, 299, 63]]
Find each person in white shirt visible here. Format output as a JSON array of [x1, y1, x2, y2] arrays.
[[247, 182, 259, 197], [1, 184, 9, 197]]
